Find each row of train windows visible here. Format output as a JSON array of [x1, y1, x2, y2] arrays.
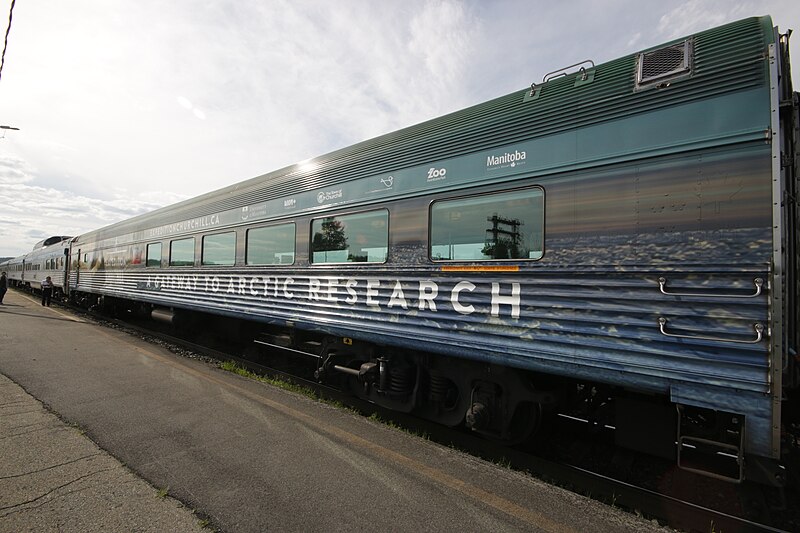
[[47, 257, 66, 270], [19, 257, 65, 271], [144, 187, 544, 267]]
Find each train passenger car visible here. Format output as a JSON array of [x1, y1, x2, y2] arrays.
[[1, 254, 27, 286], [65, 17, 797, 484], [12, 236, 72, 296]]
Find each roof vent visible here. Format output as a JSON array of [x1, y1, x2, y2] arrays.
[[636, 39, 692, 88]]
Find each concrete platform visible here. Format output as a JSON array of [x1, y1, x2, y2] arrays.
[[0, 290, 673, 532], [0, 374, 206, 532]]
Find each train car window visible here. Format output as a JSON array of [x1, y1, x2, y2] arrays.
[[246, 223, 295, 265], [146, 243, 162, 267], [202, 232, 236, 266], [169, 238, 195, 266], [311, 210, 388, 264], [131, 246, 143, 266], [430, 187, 544, 261]]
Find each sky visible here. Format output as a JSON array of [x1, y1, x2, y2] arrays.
[[0, 0, 797, 258]]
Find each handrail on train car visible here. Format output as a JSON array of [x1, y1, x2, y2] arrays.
[[529, 59, 595, 96], [657, 317, 765, 344], [658, 277, 764, 298], [542, 59, 595, 83]]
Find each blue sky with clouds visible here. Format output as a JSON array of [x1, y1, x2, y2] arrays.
[[0, 0, 797, 257]]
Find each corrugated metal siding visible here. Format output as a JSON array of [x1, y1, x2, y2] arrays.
[[79, 17, 771, 243], [74, 268, 770, 395]]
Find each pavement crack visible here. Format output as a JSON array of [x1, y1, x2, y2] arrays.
[[0, 408, 43, 416], [0, 466, 119, 516], [0, 452, 104, 480], [0, 400, 28, 408], [0, 424, 63, 440]]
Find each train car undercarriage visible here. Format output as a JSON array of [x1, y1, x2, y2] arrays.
[[73, 293, 793, 486]]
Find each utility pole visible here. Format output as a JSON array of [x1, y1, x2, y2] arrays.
[[0, 124, 19, 138]]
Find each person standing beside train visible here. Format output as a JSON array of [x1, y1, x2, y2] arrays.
[[0, 272, 7, 304], [41, 276, 53, 307]]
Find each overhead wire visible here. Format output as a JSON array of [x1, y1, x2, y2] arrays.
[[0, 0, 16, 83]]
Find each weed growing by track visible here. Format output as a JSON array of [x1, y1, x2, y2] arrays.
[[219, 360, 430, 440], [219, 360, 321, 401]]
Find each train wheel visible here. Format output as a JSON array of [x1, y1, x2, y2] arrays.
[[505, 401, 543, 445]]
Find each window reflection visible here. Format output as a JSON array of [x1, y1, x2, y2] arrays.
[[170, 238, 195, 266], [247, 224, 295, 265], [202, 232, 236, 266], [311, 210, 388, 264], [430, 188, 544, 261], [146, 243, 162, 267]]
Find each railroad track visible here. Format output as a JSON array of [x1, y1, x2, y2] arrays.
[[64, 301, 794, 533]]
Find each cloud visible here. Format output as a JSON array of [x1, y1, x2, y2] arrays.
[[177, 95, 206, 120], [0, 154, 165, 256], [657, 0, 752, 39], [0, 154, 35, 185]]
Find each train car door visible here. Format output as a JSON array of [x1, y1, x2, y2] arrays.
[[62, 246, 71, 294], [73, 249, 80, 287]]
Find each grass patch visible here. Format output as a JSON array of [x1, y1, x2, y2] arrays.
[[219, 360, 318, 399], [156, 487, 169, 499], [368, 412, 431, 440], [68, 422, 86, 436], [219, 360, 431, 440], [368, 412, 402, 430]]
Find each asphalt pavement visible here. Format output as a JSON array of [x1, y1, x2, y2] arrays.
[[0, 372, 207, 532]]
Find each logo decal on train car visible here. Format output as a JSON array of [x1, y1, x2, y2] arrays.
[[317, 189, 343, 203], [367, 175, 395, 196], [427, 167, 447, 182], [244, 203, 268, 220], [486, 150, 527, 170]]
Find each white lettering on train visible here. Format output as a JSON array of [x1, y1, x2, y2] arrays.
[[140, 275, 522, 319], [486, 149, 527, 169], [451, 281, 476, 315]]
